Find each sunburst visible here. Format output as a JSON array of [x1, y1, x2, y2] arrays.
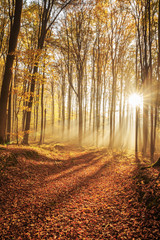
[[128, 93, 143, 109]]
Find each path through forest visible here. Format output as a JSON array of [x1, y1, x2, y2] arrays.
[[0, 145, 160, 239]]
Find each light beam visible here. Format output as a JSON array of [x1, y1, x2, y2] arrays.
[[128, 93, 143, 109]]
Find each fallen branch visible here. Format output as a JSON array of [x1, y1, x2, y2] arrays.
[[141, 158, 160, 170]]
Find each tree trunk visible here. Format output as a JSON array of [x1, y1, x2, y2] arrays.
[[34, 83, 40, 141], [43, 108, 46, 143], [96, 25, 100, 147], [78, 75, 83, 146], [58, 89, 61, 126], [109, 57, 116, 148], [84, 64, 87, 137], [135, 39, 139, 156], [22, 64, 38, 145], [119, 67, 123, 129], [61, 67, 65, 136], [51, 81, 55, 133], [154, 0, 160, 153], [7, 84, 12, 143], [102, 74, 106, 139], [68, 82, 71, 133], [39, 82, 44, 145], [142, 2, 149, 155], [148, 0, 154, 159], [90, 46, 95, 133], [79, 99, 83, 146], [22, 1, 72, 144], [0, 0, 22, 143]]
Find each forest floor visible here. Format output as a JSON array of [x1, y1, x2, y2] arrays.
[[0, 143, 160, 240]]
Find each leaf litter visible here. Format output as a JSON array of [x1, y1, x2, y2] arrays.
[[0, 145, 160, 239]]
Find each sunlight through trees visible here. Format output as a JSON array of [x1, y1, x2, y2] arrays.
[[0, 0, 160, 159]]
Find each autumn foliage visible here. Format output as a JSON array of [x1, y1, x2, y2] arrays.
[[0, 145, 160, 239]]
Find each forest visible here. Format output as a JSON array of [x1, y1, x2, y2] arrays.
[[0, 0, 160, 239], [0, 0, 159, 157]]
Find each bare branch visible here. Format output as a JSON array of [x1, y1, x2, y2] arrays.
[[46, 0, 74, 33]]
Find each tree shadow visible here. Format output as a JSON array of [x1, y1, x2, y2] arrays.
[[45, 152, 108, 183], [0, 147, 109, 209], [1, 147, 107, 178], [29, 155, 117, 215]]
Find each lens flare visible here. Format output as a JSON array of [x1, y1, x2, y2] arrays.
[[128, 93, 143, 108]]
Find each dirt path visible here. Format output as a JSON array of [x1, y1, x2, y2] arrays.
[[0, 147, 160, 239]]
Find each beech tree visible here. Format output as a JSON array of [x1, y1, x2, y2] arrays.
[[65, 6, 92, 145], [0, 0, 23, 144], [52, 3, 93, 145], [22, 0, 74, 145]]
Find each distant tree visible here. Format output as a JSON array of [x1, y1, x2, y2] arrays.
[[53, 3, 93, 145], [65, 6, 92, 145], [22, 0, 74, 145], [39, 62, 45, 145]]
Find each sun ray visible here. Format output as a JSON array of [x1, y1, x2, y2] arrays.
[[128, 93, 143, 109]]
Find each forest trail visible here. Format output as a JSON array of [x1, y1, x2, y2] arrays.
[[0, 145, 160, 239]]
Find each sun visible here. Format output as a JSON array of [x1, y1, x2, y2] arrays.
[[128, 93, 143, 108]]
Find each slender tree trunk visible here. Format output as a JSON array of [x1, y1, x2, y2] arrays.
[[142, 2, 149, 155], [58, 89, 61, 126], [16, 113, 18, 145], [96, 77, 100, 147], [135, 39, 139, 156], [90, 46, 95, 133], [39, 82, 44, 144], [109, 10, 116, 148], [89, 85, 93, 133], [7, 84, 12, 143], [68, 82, 71, 133], [102, 80, 106, 139], [66, 25, 72, 134], [96, 25, 100, 147], [78, 76, 83, 146], [79, 100, 82, 146], [84, 98, 87, 136], [22, 64, 38, 144], [51, 81, 55, 133], [61, 68, 65, 136], [154, 0, 160, 152], [119, 67, 123, 129], [84, 64, 87, 137], [110, 56, 116, 147], [34, 83, 40, 140], [43, 108, 46, 143], [22, 80, 30, 132], [148, 0, 154, 159]]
